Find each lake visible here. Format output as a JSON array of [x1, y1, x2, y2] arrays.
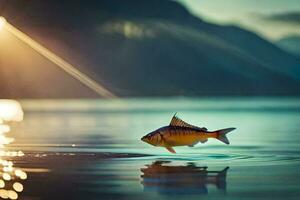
[[2, 98, 300, 200]]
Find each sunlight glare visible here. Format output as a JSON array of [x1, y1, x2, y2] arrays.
[[8, 190, 18, 200], [0, 189, 8, 199], [2, 173, 11, 181], [0, 99, 25, 199], [0, 124, 10, 134], [3, 19, 116, 98], [0, 100, 24, 122], [13, 182, 23, 192], [0, 180, 4, 188], [0, 17, 6, 30]]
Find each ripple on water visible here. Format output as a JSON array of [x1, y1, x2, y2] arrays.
[[12, 143, 300, 168], [117, 151, 300, 167]]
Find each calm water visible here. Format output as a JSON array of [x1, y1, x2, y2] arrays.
[[3, 98, 300, 200]]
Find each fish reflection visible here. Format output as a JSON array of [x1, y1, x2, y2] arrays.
[[141, 161, 229, 195], [0, 100, 26, 199]]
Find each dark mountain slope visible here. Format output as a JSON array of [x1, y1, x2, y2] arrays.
[[276, 35, 300, 57], [0, 0, 299, 98]]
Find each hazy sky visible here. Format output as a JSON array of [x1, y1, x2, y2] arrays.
[[177, 0, 300, 40]]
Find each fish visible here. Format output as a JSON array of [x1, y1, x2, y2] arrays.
[[141, 114, 236, 153]]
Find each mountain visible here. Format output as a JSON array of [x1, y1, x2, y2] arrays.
[[276, 35, 300, 57], [0, 0, 300, 98]]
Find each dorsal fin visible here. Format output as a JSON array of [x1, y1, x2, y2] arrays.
[[169, 114, 195, 128], [169, 114, 207, 131]]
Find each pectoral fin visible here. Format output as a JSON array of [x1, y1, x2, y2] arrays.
[[188, 139, 207, 147], [188, 141, 199, 147], [165, 147, 176, 153], [199, 138, 208, 143]]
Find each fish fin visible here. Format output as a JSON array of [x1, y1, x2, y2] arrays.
[[216, 128, 236, 145], [199, 138, 208, 143], [170, 113, 207, 131], [216, 167, 230, 189], [188, 140, 203, 147], [165, 147, 176, 154]]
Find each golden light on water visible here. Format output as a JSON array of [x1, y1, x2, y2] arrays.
[[0, 100, 26, 199], [0, 180, 4, 188], [0, 189, 8, 199], [0, 100, 23, 122], [12, 183, 23, 192], [8, 190, 18, 200], [0, 189, 18, 200], [2, 173, 11, 181], [0, 17, 116, 98], [15, 170, 27, 180], [3, 166, 13, 172], [0, 124, 10, 134]]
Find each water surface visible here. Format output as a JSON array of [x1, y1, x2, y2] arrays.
[[3, 98, 300, 199]]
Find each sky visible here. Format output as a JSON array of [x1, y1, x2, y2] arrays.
[[177, 0, 300, 41]]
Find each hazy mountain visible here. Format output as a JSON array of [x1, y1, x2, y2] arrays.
[[276, 35, 300, 57], [0, 0, 300, 98]]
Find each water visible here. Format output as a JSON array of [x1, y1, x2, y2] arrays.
[[3, 98, 300, 199]]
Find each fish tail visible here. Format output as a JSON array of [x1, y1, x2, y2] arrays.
[[216, 167, 229, 189], [215, 128, 236, 145]]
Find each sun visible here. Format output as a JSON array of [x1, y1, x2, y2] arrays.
[[0, 17, 6, 30]]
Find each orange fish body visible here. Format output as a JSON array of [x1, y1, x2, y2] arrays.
[[141, 114, 235, 153]]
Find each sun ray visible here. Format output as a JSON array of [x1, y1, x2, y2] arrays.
[[1, 17, 116, 98]]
